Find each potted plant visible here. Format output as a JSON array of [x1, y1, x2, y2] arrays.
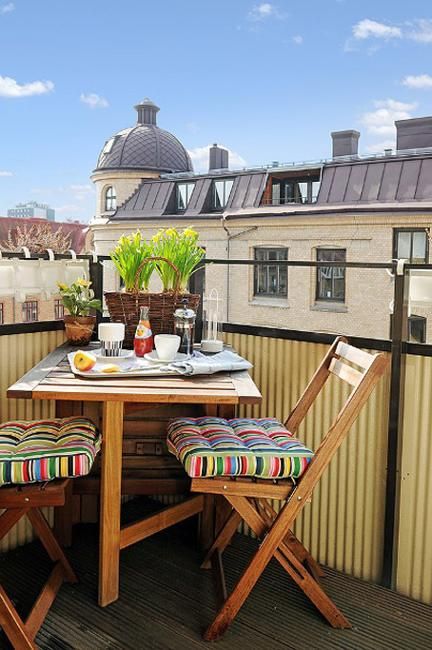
[[105, 227, 204, 348], [151, 227, 205, 292], [57, 278, 102, 345]]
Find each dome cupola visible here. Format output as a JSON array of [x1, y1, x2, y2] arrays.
[[95, 99, 193, 174]]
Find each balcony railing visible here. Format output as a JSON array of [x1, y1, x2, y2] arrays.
[[261, 196, 319, 206], [0, 253, 431, 607]]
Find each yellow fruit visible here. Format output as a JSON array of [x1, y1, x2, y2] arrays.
[[74, 350, 96, 371], [101, 364, 121, 374]]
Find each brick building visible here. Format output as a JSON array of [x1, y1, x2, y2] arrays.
[[90, 100, 432, 342]]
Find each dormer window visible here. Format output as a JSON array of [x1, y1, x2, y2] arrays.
[[103, 137, 116, 154], [212, 179, 234, 211], [105, 186, 117, 211], [176, 182, 195, 212]]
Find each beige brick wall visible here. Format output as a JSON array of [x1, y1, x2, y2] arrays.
[[0, 295, 63, 324], [91, 212, 432, 342], [91, 169, 159, 220], [0, 297, 14, 325]]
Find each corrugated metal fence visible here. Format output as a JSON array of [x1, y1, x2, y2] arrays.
[[0, 330, 430, 605], [0, 330, 65, 551]]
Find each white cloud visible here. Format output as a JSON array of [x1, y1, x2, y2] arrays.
[[407, 19, 432, 43], [292, 35, 303, 45], [187, 145, 247, 173], [249, 3, 274, 20], [350, 18, 432, 49], [353, 19, 402, 40], [80, 93, 109, 109], [402, 73, 432, 88], [360, 99, 417, 136], [0, 2, 14, 15], [0, 170, 13, 177], [0, 75, 54, 98], [248, 2, 286, 22]]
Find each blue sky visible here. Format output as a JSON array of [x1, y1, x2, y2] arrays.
[[1, 0, 432, 222]]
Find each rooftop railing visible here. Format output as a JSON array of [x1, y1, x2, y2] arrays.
[[160, 146, 432, 180]]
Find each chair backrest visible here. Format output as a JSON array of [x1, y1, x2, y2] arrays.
[[285, 336, 389, 495]]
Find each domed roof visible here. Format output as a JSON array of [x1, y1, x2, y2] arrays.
[[95, 99, 193, 174]]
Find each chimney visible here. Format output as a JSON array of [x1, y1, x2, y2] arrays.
[[396, 116, 432, 151], [331, 130, 360, 158], [209, 144, 229, 171]]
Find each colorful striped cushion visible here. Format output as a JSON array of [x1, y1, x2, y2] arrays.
[[167, 417, 313, 479], [0, 417, 101, 486]]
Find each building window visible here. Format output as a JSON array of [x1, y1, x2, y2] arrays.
[[22, 300, 38, 323], [408, 315, 426, 343], [176, 182, 195, 212], [54, 299, 64, 320], [267, 178, 320, 205], [0, 303, 3, 325], [393, 229, 428, 264], [104, 186, 117, 211], [212, 179, 234, 210], [254, 248, 288, 297], [316, 249, 346, 302]]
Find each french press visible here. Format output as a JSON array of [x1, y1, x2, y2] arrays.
[[174, 298, 196, 356]]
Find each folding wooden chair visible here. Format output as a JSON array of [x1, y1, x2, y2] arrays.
[[0, 480, 78, 650], [168, 336, 389, 640], [0, 416, 100, 649]]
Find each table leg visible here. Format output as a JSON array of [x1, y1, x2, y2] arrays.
[[99, 401, 124, 607], [54, 400, 79, 547]]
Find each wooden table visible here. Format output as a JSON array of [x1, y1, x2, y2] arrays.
[[7, 343, 262, 607]]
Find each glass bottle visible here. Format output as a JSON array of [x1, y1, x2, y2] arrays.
[[134, 306, 153, 357]]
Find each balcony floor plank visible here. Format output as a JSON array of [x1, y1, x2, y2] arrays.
[[0, 498, 431, 650]]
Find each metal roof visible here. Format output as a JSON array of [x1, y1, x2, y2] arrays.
[[317, 156, 432, 204], [112, 172, 267, 221]]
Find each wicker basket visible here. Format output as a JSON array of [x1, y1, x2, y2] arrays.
[[105, 256, 200, 349]]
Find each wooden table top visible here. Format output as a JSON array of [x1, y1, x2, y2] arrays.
[[7, 343, 262, 405]]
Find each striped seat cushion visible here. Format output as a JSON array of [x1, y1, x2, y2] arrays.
[[167, 417, 313, 479], [0, 417, 101, 486]]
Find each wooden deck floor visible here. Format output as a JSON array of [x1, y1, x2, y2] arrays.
[[1, 498, 431, 650]]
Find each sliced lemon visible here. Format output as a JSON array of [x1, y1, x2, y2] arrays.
[[101, 364, 121, 374]]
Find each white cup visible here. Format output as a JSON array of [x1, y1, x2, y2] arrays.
[[154, 334, 180, 361], [98, 323, 125, 357]]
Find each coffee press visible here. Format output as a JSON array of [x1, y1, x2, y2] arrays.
[[173, 298, 196, 356]]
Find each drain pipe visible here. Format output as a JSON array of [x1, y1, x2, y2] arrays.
[[221, 214, 257, 322]]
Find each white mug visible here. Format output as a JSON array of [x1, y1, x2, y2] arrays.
[[154, 334, 180, 361]]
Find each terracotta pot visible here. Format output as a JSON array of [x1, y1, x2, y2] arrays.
[[64, 315, 96, 346]]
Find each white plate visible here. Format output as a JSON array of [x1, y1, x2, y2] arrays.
[[93, 348, 134, 362], [144, 351, 190, 364]]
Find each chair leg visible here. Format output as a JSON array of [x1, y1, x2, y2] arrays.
[[0, 585, 36, 650], [0, 508, 29, 541], [257, 500, 325, 580], [201, 510, 241, 569], [25, 563, 65, 640], [275, 542, 350, 630], [204, 494, 350, 641], [235, 497, 349, 628], [26, 508, 78, 584]]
